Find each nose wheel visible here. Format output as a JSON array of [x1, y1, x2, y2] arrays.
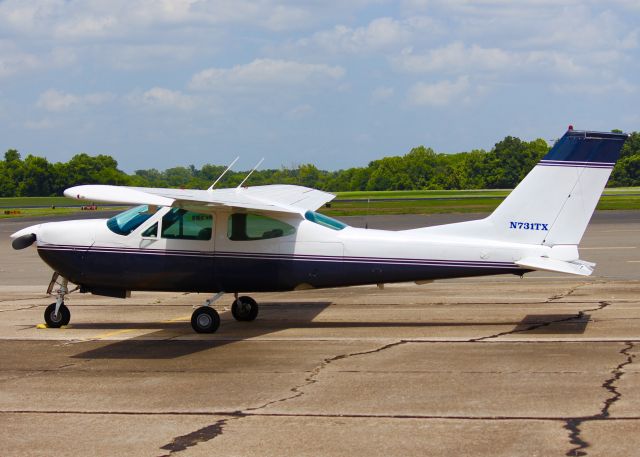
[[44, 302, 71, 328]]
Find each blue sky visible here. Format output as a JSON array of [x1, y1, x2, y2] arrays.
[[1, 0, 638, 172]]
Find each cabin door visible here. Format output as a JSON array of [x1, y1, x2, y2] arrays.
[[137, 208, 216, 292]]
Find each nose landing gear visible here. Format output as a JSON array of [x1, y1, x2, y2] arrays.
[[43, 273, 76, 328]]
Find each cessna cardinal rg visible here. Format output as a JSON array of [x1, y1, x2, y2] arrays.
[[10, 128, 628, 333]]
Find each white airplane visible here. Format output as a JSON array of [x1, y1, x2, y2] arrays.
[[11, 128, 628, 333]]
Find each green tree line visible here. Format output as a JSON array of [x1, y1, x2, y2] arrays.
[[1, 132, 639, 197]]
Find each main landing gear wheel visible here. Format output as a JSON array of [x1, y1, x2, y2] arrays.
[[231, 296, 259, 322], [44, 302, 70, 328], [191, 306, 220, 333]]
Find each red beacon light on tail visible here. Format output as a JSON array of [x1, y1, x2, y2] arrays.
[[568, 124, 574, 131]]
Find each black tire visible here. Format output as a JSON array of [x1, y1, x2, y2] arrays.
[[44, 302, 71, 328], [191, 307, 220, 333], [231, 296, 259, 321]]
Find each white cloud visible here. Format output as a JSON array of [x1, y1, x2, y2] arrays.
[[403, 1, 637, 53], [0, 40, 53, 79], [37, 90, 80, 111], [290, 16, 439, 55], [0, 41, 75, 79], [0, 49, 39, 79], [394, 43, 592, 81], [513, 7, 636, 52], [395, 42, 512, 74], [37, 89, 114, 112], [133, 87, 196, 110], [53, 14, 119, 39], [407, 76, 470, 106], [264, 5, 311, 31], [189, 59, 345, 91], [304, 17, 409, 53], [0, 0, 61, 32], [0, 0, 322, 40]]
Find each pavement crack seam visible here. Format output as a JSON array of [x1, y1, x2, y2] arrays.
[[564, 341, 635, 457], [470, 301, 611, 342], [0, 304, 42, 312], [155, 341, 406, 455], [244, 340, 408, 413], [0, 296, 48, 304], [547, 282, 594, 302]]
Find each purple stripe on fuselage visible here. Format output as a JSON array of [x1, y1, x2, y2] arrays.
[[37, 244, 516, 269]]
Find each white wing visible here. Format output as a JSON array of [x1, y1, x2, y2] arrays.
[[64, 184, 335, 214]]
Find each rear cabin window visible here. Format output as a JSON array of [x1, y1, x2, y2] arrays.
[[304, 211, 347, 230], [227, 213, 295, 241], [161, 209, 213, 240], [107, 205, 157, 236]]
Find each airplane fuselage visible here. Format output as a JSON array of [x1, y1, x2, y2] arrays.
[[26, 206, 548, 297]]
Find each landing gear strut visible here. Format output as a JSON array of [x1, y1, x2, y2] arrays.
[[44, 273, 74, 328], [231, 294, 259, 321]]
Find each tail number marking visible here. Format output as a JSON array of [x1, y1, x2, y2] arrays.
[[509, 221, 549, 231]]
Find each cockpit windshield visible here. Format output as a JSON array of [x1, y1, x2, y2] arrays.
[[107, 205, 157, 236], [304, 210, 348, 230]]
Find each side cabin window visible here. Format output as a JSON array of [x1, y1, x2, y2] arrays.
[[304, 210, 347, 230], [227, 213, 295, 241], [107, 205, 158, 236], [142, 223, 158, 238], [161, 208, 213, 240]]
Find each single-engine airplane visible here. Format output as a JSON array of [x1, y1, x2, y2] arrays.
[[10, 127, 628, 333]]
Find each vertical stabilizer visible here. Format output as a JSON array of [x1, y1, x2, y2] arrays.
[[486, 129, 627, 246]]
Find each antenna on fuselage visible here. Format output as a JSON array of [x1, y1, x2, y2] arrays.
[[208, 156, 240, 191], [237, 157, 264, 188]]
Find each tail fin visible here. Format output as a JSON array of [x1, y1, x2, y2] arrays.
[[486, 128, 627, 246]]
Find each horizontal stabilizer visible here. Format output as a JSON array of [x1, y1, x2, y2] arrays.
[[516, 257, 595, 276]]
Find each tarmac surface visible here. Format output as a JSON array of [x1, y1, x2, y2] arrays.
[[0, 211, 639, 456]]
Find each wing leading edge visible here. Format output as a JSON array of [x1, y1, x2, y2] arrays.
[[64, 184, 335, 214]]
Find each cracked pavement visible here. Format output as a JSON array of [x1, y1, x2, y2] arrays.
[[1, 211, 639, 456]]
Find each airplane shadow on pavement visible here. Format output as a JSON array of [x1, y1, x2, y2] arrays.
[[70, 307, 590, 360], [512, 313, 590, 334], [70, 301, 333, 360]]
